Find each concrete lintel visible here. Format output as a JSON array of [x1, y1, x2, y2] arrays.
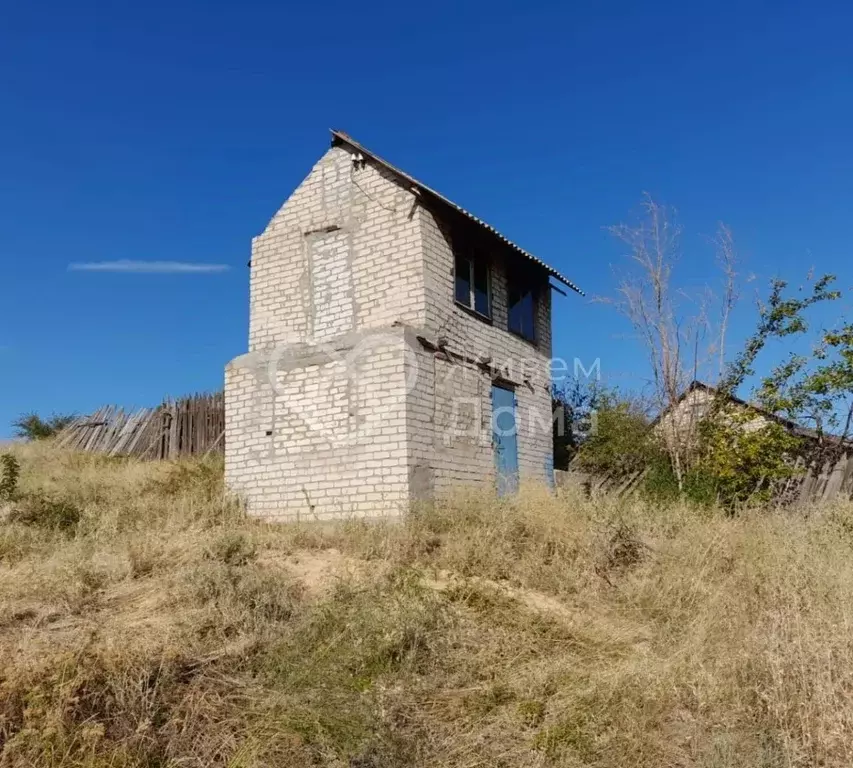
[[227, 324, 425, 375]]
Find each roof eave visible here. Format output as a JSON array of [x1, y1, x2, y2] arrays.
[[330, 129, 584, 296]]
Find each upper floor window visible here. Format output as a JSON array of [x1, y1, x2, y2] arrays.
[[508, 275, 537, 342], [455, 250, 491, 319]]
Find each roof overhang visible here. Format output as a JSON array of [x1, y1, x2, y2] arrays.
[[330, 130, 584, 296]]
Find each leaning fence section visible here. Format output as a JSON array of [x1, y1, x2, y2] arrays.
[[791, 452, 853, 505], [556, 451, 853, 506], [56, 393, 225, 460]]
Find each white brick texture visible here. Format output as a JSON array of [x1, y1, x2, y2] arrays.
[[226, 144, 556, 520]]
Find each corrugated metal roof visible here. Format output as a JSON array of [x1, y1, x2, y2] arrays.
[[330, 130, 584, 296]]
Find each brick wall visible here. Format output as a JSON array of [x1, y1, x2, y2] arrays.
[[226, 331, 412, 520], [228, 146, 425, 519], [226, 142, 557, 520], [248, 147, 425, 352], [415, 205, 555, 490]]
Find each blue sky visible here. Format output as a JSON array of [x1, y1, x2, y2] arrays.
[[2, 0, 852, 436]]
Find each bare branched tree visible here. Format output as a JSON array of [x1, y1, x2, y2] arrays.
[[713, 224, 739, 381], [604, 195, 740, 489]]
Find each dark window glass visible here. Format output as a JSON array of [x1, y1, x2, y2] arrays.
[[473, 259, 490, 317], [454, 248, 492, 319], [508, 282, 536, 341], [455, 253, 472, 306]]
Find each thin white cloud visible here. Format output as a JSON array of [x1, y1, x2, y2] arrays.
[[68, 260, 230, 274]]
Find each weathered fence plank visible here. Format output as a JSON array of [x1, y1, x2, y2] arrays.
[[558, 451, 853, 506], [56, 393, 224, 460]]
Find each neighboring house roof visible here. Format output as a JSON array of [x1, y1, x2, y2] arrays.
[[677, 380, 851, 445], [330, 130, 584, 296]]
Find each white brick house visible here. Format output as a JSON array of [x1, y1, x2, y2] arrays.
[[225, 131, 582, 520]]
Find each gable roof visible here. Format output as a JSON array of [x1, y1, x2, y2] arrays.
[[678, 380, 851, 445], [330, 130, 584, 296]]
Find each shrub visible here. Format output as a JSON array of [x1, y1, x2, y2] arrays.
[[552, 379, 604, 470], [9, 492, 82, 531], [11, 412, 76, 440], [205, 531, 257, 566], [640, 459, 720, 507], [574, 393, 805, 510], [574, 396, 662, 478], [693, 407, 803, 508], [0, 453, 20, 501]]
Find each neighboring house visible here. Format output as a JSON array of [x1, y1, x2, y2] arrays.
[[660, 381, 853, 503], [659, 380, 844, 443], [656, 381, 764, 446], [225, 131, 582, 520]]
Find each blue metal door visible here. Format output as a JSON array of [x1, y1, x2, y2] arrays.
[[492, 384, 519, 496], [544, 453, 555, 490]]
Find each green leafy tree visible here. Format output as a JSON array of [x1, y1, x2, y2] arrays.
[[552, 379, 603, 470], [716, 275, 841, 406], [688, 273, 844, 507], [597, 196, 845, 507], [756, 322, 853, 444], [574, 394, 662, 478]]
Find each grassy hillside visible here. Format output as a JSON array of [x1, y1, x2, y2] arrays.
[[2, 443, 853, 767]]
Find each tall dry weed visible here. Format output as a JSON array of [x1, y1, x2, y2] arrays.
[[1, 442, 853, 766]]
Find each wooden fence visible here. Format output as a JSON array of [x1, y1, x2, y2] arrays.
[[56, 393, 225, 460], [556, 451, 853, 506], [786, 452, 853, 505]]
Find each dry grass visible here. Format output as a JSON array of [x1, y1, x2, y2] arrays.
[[2, 443, 853, 766]]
